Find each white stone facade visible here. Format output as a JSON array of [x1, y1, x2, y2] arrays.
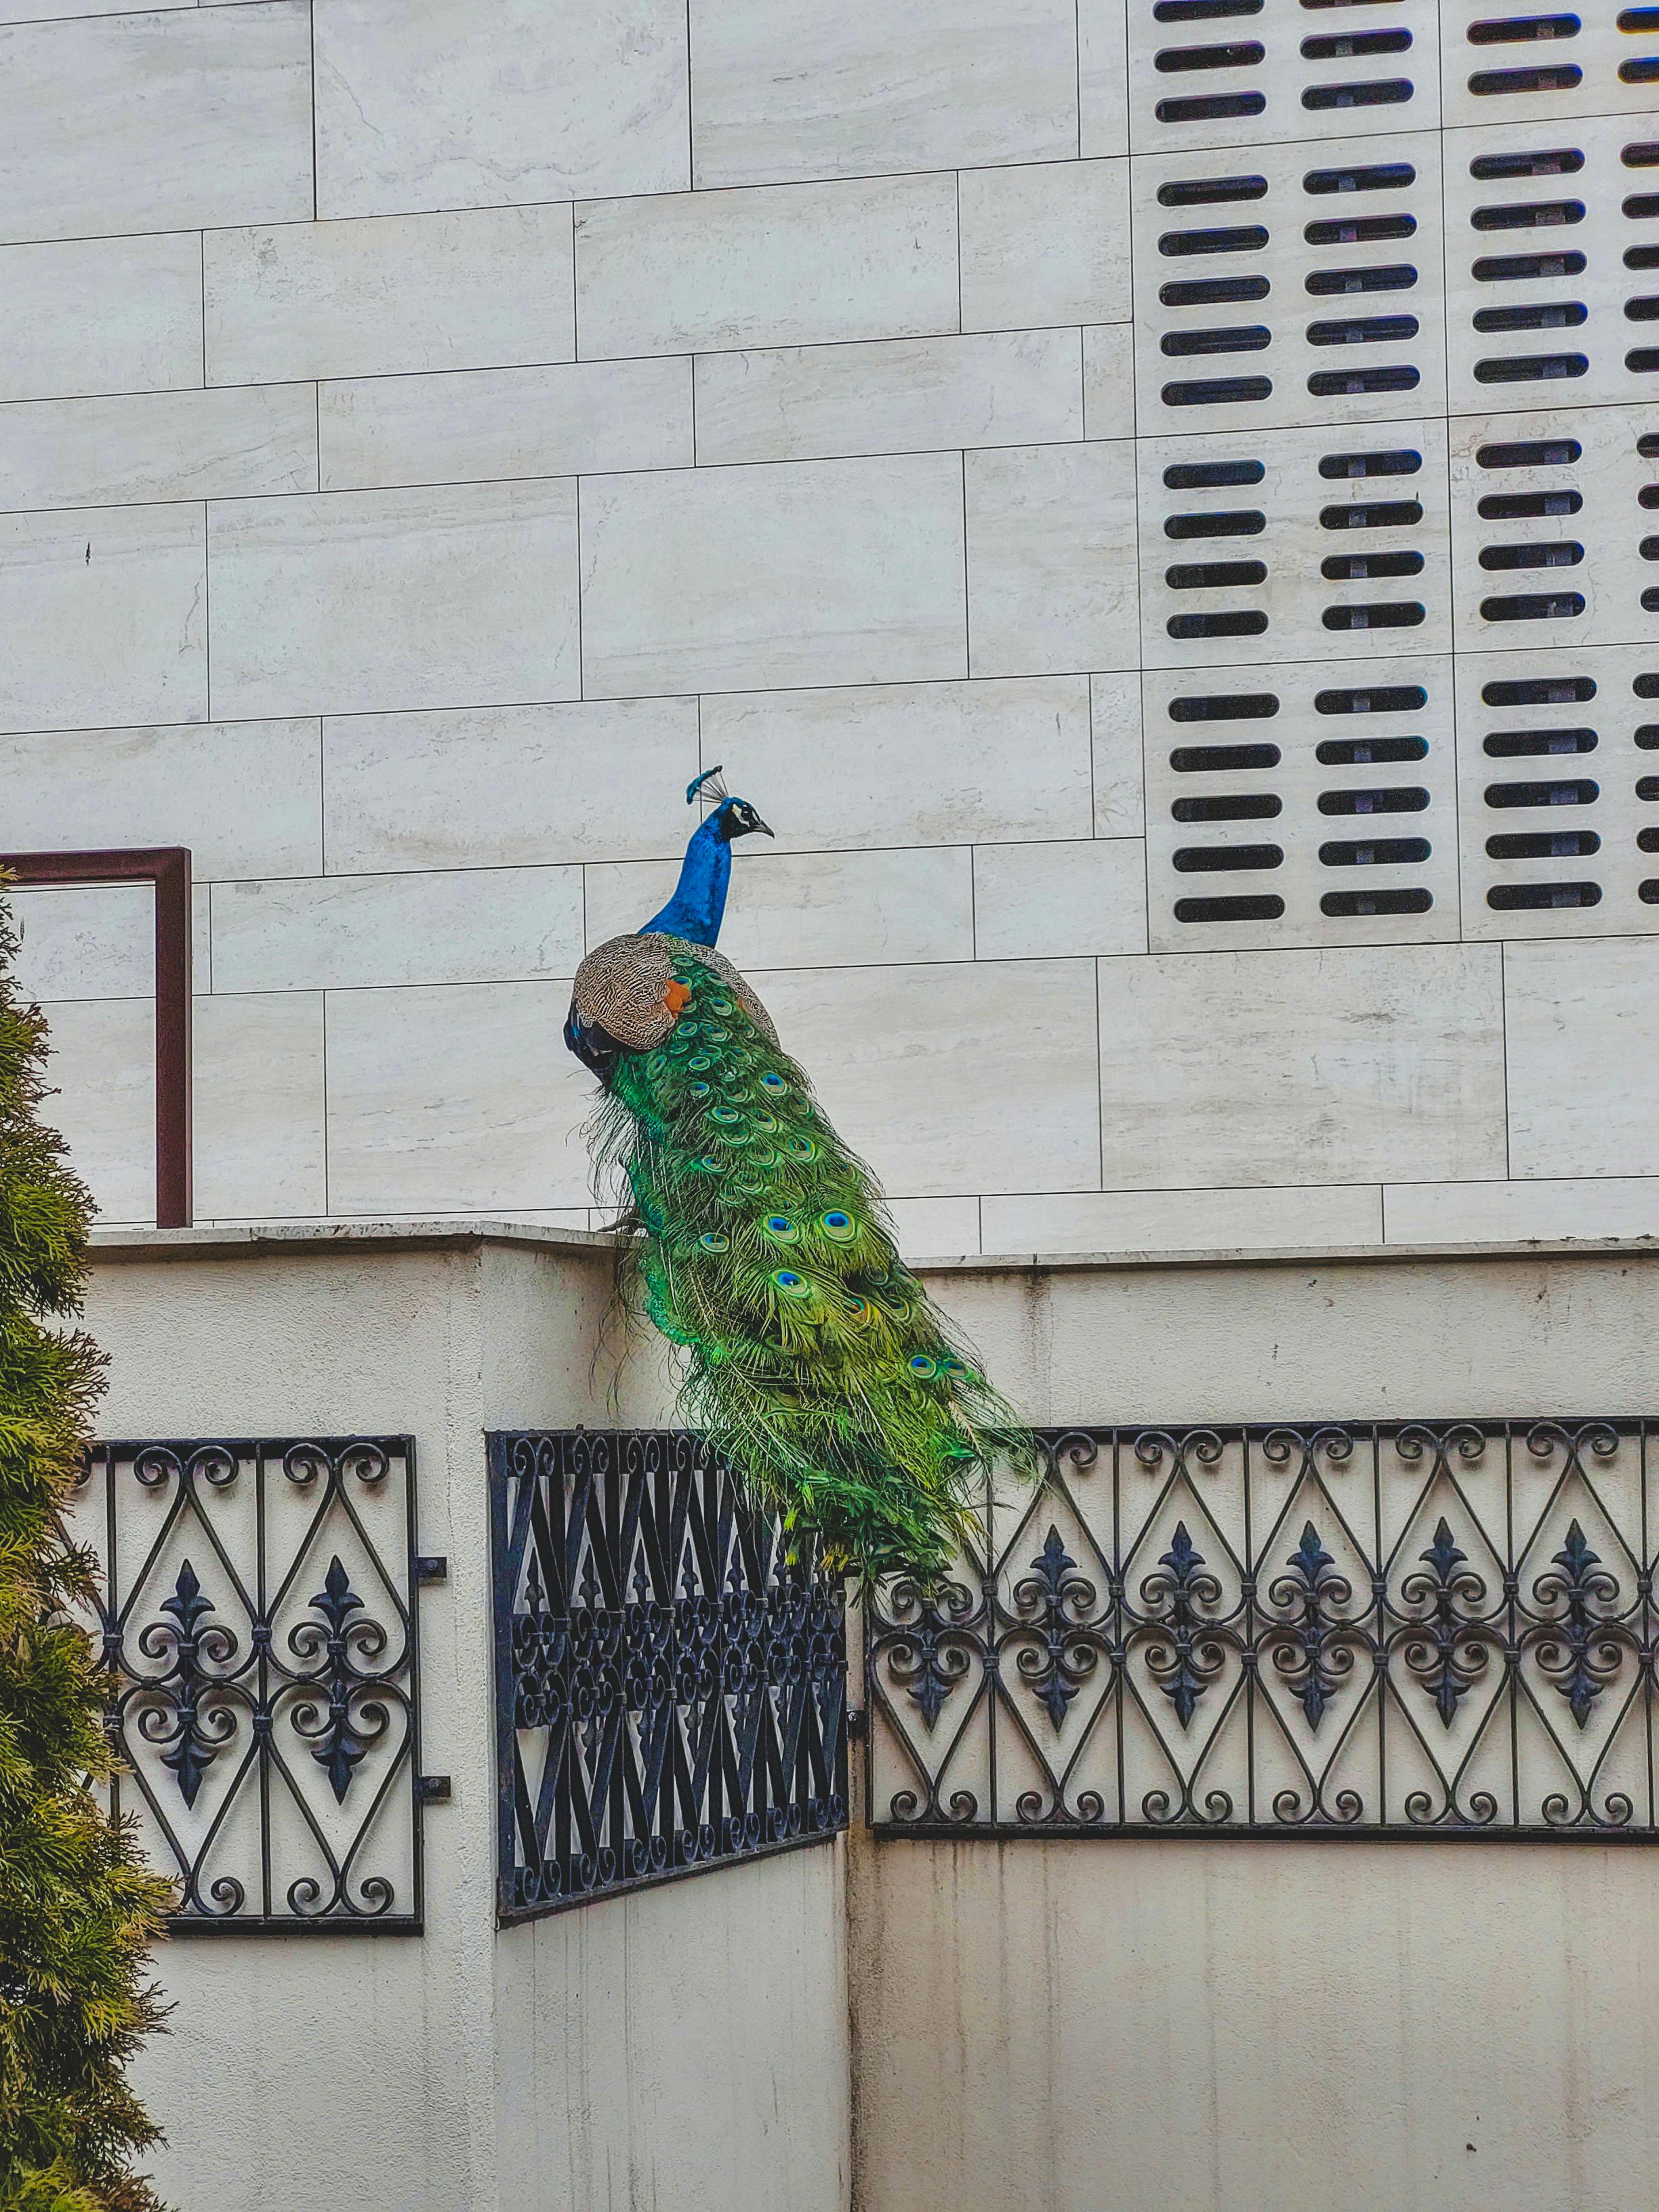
[[3, 2, 1658, 1254]]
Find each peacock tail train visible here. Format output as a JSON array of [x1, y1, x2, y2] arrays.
[[586, 951, 1031, 1585]]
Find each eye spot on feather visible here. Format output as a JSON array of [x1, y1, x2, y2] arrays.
[[820, 1210, 855, 1242], [763, 1213, 799, 1242], [709, 1105, 741, 1125], [688, 1080, 710, 1098], [909, 1354, 939, 1378], [677, 1021, 699, 1039], [708, 996, 734, 1015], [687, 1054, 712, 1072], [760, 1071, 787, 1094], [698, 1231, 729, 1252]]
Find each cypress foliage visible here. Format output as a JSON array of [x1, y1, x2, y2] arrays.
[[0, 888, 171, 2212]]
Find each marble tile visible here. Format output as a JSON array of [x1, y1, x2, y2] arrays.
[[693, 331, 1081, 466], [973, 838, 1147, 960], [753, 958, 1101, 1196], [0, 5, 312, 245], [1081, 325, 1134, 443], [314, 0, 688, 216], [35, 996, 154, 1224], [981, 1182, 1384, 1255], [0, 718, 321, 878], [0, 384, 316, 513], [205, 206, 575, 385], [1077, 0, 1130, 157], [0, 233, 202, 405], [702, 676, 1093, 852], [958, 159, 1130, 333], [1506, 940, 1659, 1180], [0, 504, 205, 735], [211, 866, 584, 992], [1385, 1177, 1659, 1246], [584, 845, 976, 968], [8, 884, 152, 1002], [1090, 672, 1145, 838], [575, 173, 958, 359], [688, 0, 1078, 188], [324, 979, 596, 1214], [322, 699, 699, 874], [580, 453, 965, 697], [883, 1195, 983, 1258], [965, 441, 1138, 678], [194, 990, 327, 1220], [1097, 946, 1507, 1188], [208, 479, 578, 720], [319, 359, 691, 492], [0, 0, 169, 17]]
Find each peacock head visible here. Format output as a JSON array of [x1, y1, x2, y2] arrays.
[[689, 766, 773, 841]]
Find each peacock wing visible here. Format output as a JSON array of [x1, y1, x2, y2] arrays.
[[571, 934, 682, 1052]]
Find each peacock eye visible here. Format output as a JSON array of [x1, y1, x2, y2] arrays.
[[709, 1105, 741, 1124], [820, 1210, 855, 1242], [677, 1022, 699, 1039], [760, 1071, 787, 1092], [764, 1214, 799, 1241], [687, 1054, 712, 1072], [708, 996, 733, 1015], [908, 1354, 938, 1378], [698, 1232, 729, 1252]]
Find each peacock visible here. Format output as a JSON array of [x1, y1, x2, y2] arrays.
[[565, 769, 1031, 1584]]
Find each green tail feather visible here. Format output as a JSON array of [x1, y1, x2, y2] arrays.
[[591, 958, 1032, 1584]]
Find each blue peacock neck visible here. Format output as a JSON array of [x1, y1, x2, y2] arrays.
[[639, 813, 731, 945]]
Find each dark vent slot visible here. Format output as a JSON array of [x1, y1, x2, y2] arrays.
[[1320, 550, 1425, 579], [1620, 5, 1659, 22], [1483, 674, 1594, 702], [1304, 162, 1416, 192], [1300, 28, 1412, 56], [1316, 735, 1429, 762], [1168, 610, 1271, 638], [1169, 693, 1279, 722], [1305, 312, 1418, 344], [1479, 540, 1584, 569], [1162, 325, 1273, 355], [1157, 90, 1268, 120], [1305, 213, 1416, 244], [1628, 348, 1659, 372], [1642, 535, 1659, 559], [1639, 881, 1659, 901], [1625, 245, 1659, 268], [1628, 298, 1659, 320], [1469, 63, 1583, 90], [1469, 9, 1580, 32], [1486, 829, 1599, 855], [1319, 498, 1422, 528], [1172, 842, 1284, 870], [1308, 365, 1421, 394], [1484, 777, 1598, 805], [1624, 140, 1659, 164], [1488, 882, 1601, 908], [1155, 39, 1266, 67], [1636, 670, 1659, 691], [1165, 510, 1266, 537], [1159, 175, 1269, 205], [1471, 198, 1584, 229], [1480, 592, 1586, 620], [1165, 558, 1269, 586], [1478, 489, 1583, 516], [1172, 793, 1283, 821], [1161, 274, 1272, 306], [1164, 457, 1265, 488], [1620, 57, 1659, 80], [1155, 0, 1263, 18], [1319, 448, 1422, 478], [1160, 225, 1271, 257], [1303, 77, 1414, 107], [1169, 745, 1282, 771], [1319, 836, 1433, 864], [1624, 193, 1659, 218], [1473, 302, 1586, 331], [1482, 726, 1597, 755], [1470, 148, 1583, 177], [1639, 773, 1659, 794], [1316, 684, 1428, 712], [1305, 264, 1418, 294], [1162, 375, 1274, 404], [1475, 436, 1581, 466], [1642, 828, 1659, 850], [1323, 602, 1427, 629], [1639, 723, 1659, 744], [1321, 887, 1433, 915], [1473, 352, 1588, 382], [1318, 786, 1430, 813], [1473, 250, 1585, 280], [1174, 895, 1286, 921]]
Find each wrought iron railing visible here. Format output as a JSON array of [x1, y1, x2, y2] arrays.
[[489, 1429, 848, 1919], [72, 1436, 431, 1929], [867, 1420, 1659, 1839]]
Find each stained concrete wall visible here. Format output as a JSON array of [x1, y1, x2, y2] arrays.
[[83, 1224, 850, 2212], [853, 1240, 1659, 2212]]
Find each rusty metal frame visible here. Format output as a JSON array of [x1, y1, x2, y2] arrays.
[[1, 848, 192, 1226]]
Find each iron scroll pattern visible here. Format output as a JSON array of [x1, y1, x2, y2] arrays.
[[489, 1430, 848, 1920], [73, 1437, 424, 1929], [867, 1421, 1659, 1839]]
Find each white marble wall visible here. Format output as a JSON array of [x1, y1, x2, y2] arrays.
[[4, 0, 1658, 1254]]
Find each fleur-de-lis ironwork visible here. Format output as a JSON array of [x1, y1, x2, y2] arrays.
[[1012, 1526, 1101, 1731], [1268, 1522, 1354, 1730], [154, 1558, 235, 1808], [888, 1590, 975, 1729], [1398, 1517, 1492, 1727], [302, 1556, 376, 1803], [1140, 1522, 1225, 1729], [1534, 1520, 1624, 1729]]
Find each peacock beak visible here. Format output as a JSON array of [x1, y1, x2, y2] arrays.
[[752, 815, 774, 836]]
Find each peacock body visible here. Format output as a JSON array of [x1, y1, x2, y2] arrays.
[[565, 773, 1029, 1583]]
